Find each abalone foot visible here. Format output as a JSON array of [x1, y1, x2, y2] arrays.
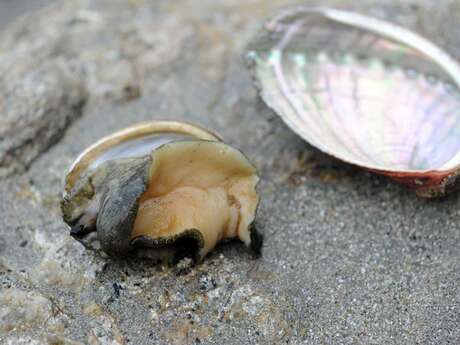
[[249, 223, 264, 257], [130, 230, 203, 264]]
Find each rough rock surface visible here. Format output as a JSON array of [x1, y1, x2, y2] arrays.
[[0, 0, 459, 344]]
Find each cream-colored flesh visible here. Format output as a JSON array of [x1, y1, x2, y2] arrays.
[[131, 141, 259, 257]]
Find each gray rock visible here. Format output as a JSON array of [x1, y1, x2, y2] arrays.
[[0, 1, 459, 344], [0, 0, 56, 30], [0, 55, 86, 177], [0, 288, 53, 333]]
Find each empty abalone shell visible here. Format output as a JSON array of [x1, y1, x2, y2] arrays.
[[247, 7, 460, 197]]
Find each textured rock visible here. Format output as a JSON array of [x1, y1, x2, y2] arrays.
[[0, 288, 53, 333], [0, 49, 86, 178], [0, 0, 459, 344]]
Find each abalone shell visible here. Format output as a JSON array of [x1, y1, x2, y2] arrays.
[[247, 7, 460, 197]]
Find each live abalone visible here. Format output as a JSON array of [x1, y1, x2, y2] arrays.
[[247, 7, 460, 197], [61, 121, 262, 262]]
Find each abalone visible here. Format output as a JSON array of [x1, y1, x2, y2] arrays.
[[61, 121, 262, 262]]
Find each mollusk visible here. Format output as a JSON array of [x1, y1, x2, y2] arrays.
[[247, 7, 460, 197], [61, 121, 262, 262]]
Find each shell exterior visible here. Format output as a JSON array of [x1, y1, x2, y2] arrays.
[[61, 121, 261, 262], [247, 7, 460, 197]]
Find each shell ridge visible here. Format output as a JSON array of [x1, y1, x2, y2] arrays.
[[267, 28, 342, 158]]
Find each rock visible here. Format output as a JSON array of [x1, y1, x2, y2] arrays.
[[1, 0, 459, 344], [0, 288, 52, 333], [0, 57, 86, 178], [31, 259, 86, 290]]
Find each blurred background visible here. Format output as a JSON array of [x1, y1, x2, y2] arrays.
[[0, 0, 53, 30]]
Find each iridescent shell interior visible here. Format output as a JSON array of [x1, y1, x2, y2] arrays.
[[247, 7, 460, 173], [64, 122, 220, 192]]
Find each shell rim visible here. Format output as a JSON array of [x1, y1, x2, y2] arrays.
[[64, 121, 222, 192]]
